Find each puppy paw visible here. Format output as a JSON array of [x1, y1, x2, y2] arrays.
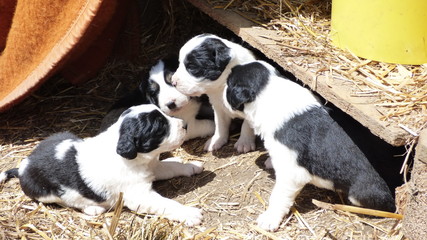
[[234, 137, 256, 153], [204, 136, 228, 151], [264, 157, 273, 169], [168, 206, 203, 227], [163, 157, 184, 163], [183, 161, 204, 176], [83, 206, 106, 216], [257, 210, 284, 232]]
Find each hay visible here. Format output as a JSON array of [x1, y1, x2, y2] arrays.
[[210, 0, 427, 139], [0, 0, 408, 239]]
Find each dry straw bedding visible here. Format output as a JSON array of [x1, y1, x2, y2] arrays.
[[210, 0, 427, 139], [0, 1, 407, 239]]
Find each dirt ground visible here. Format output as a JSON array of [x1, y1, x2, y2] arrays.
[[0, 1, 406, 239]]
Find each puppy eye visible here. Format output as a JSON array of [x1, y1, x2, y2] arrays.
[[164, 71, 173, 85], [148, 80, 159, 94]]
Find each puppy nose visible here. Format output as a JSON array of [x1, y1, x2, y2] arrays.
[[166, 101, 177, 110], [171, 75, 178, 86]]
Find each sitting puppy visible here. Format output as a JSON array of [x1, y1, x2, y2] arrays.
[[99, 57, 215, 141], [171, 34, 257, 152], [224, 60, 396, 231], [0, 104, 204, 226]]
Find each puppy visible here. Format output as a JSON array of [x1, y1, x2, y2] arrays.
[[99, 57, 215, 141], [171, 34, 257, 152], [224, 60, 396, 231], [0, 104, 204, 226]]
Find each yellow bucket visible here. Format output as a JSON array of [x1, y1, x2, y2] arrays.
[[330, 0, 427, 65]]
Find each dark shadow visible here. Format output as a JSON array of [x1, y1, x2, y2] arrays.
[[153, 170, 216, 199]]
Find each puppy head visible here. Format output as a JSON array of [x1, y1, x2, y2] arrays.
[[225, 61, 271, 116], [171, 34, 232, 96], [116, 104, 186, 159], [140, 57, 191, 115]]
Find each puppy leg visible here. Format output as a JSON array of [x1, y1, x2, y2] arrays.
[[185, 119, 215, 141], [154, 157, 204, 181], [234, 119, 256, 153], [257, 146, 311, 231], [124, 186, 203, 226], [204, 108, 231, 151], [83, 206, 107, 216]]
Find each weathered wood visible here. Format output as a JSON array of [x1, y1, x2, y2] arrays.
[[186, 0, 411, 146], [402, 129, 427, 240]]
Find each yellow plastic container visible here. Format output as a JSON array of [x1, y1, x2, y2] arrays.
[[330, 0, 427, 65]]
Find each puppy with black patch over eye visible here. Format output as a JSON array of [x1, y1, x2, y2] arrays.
[[171, 34, 257, 153], [99, 56, 215, 141], [224, 60, 396, 231], [0, 104, 204, 226]]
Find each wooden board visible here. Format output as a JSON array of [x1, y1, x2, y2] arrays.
[[186, 0, 411, 146]]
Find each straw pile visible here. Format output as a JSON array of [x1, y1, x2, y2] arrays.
[[210, 0, 427, 140], [0, 0, 407, 239]]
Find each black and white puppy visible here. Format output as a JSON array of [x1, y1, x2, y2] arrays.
[[0, 104, 204, 226], [171, 34, 257, 152], [224, 61, 396, 231], [100, 57, 215, 141]]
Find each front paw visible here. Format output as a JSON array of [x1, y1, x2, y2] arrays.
[[183, 161, 204, 176], [83, 206, 106, 216], [204, 136, 228, 151], [234, 136, 256, 153], [168, 206, 203, 227], [257, 210, 284, 232]]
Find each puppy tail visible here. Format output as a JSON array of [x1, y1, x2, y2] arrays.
[[0, 168, 19, 183]]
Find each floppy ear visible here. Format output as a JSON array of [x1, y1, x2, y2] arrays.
[[136, 110, 170, 153], [226, 86, 254, 111], [116, 119, 138, 159], [214, 44, 231, 72]]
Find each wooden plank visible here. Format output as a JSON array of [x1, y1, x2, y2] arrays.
[[186, 0, 410, 146], [402, 129, 427, 239]]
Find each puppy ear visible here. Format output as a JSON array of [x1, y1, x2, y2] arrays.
[[226, 86, 254, 111], [214, 44, 231, 69], [116, 119, 138, 159], [136, 110, 170, 153], [226, 62, 270, 111]]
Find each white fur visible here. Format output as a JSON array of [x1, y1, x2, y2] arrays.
[[18, 158, 29, 176], [54, 139, 74, 160], [0, 172, 7, 183], [18, 105, 204, 226], [74, 105, 204, 225], [150, 60, 215, 141], [172, 34, 257, 152], [223, 61, 326, 231]]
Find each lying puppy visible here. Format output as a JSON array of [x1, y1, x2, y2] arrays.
[[100, 57, 215, 141], [224, 60, 396, 231], [172, 34, 257, 152], [0, 104, 204, 226]]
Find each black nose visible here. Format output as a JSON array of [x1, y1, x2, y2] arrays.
[[166, 101, 177, 110], [183, 124, 188, 130]]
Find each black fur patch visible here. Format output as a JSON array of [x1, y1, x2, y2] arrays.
[[226, 62, 270, 111], [184, 38, 231, 80], [19, 132, 106, 203], [274, 107, 395, 211], [145, 79, 160, 106], [162, 56, 179, 86], [117, 110, 170, 159]]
